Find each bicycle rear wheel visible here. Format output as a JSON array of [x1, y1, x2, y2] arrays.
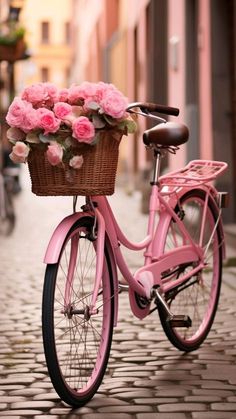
[[159, 189, 222, 351], [42, 216, 114, 407]]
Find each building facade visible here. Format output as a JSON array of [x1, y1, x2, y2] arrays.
[[1, 0, 235, 223], [72, 0, 236, 223], [0, 0, 74, 101], [0, 0, 74, 166], [19, 0, 73, 90]]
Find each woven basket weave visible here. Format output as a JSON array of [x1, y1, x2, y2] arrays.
[[27, 132, 121, 196]]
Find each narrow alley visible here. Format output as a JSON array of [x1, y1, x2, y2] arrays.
[[0, 168, 236, 418]]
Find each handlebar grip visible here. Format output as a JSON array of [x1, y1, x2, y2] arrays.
[[141, 102, 179, 117], [126, 102, 180, 117]]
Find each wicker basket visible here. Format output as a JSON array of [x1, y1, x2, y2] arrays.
[[27, 132, 121, 196]]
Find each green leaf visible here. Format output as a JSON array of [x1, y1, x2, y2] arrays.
[[64, 136, 75, 147], [117, 119, 137, 134], [25, 132, 40, 144], [103, 114, 117, 126], [126, 119, 137, 134], [39, 133, 52, 143], [87, 101, 100, 111], [7, 127, 25, 143], [92, 114, 106, 129], [90, 132, 100, 145]]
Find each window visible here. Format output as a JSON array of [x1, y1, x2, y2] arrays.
[[65, 67, 70, 84], [65, 22, 71, 45], [41, 67, 49, 82], [41, 21, 50, 44]]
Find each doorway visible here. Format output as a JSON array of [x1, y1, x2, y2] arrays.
[[211, 0, 236, 222], [185, 0, 199, 162]]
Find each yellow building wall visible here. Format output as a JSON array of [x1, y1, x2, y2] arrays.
[[109, 32, 129, 169], [17, 0, 73, 90]]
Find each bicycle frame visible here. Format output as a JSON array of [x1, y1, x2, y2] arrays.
[[41, 99, 230, 406], [44, 165, 225, 323], [90, 185, 205, 319]]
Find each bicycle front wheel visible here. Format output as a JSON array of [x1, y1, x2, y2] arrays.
[[159, 189, 222, 351], [42, 216, 114, 407]]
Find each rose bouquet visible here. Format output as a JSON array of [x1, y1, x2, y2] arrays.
[[6, 81, 136, 171]]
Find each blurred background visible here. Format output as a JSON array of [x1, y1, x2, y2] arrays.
[[0, 0, 235, 232]]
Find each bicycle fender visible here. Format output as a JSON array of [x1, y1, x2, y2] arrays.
[[176, 186, 226, 259], [43, 211, 119, 326], [44, 212, 90, 264], [156, 186, 226, 259]]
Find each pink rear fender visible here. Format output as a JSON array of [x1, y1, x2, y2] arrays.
[[175, 186, 226, 259], [155, 186, 226, 259]]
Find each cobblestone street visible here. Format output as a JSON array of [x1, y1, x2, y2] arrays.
[[0, 168, 236, 419]]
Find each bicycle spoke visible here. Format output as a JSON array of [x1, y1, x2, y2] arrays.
[[160, 189, 222, 351], [42, 217, 114, 405]]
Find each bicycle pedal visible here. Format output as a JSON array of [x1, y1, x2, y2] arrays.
[[167, 315, 192, 328]]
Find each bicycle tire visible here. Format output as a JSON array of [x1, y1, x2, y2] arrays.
[[42, 216, 114, 407], [159, 189, 222, 351], [0, 182, 15, 236]]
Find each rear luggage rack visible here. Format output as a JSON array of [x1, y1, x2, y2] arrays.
[[159, 160, 228, 188]]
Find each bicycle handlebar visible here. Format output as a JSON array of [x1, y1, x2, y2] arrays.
[[126, 102, 179, 117]]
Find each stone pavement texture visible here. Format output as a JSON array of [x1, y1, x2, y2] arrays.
[[0, 168, 236, 419]]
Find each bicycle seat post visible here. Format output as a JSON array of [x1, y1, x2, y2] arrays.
[[151, 149, 162, 186]]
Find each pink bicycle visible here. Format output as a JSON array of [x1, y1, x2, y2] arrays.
[[42, 102, 228, 407]]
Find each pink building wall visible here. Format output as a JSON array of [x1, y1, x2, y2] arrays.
[[168, 0, 187, 171], [137, 9, 148, 170], [198, 0, 213, 160], [126, 0, 150, 174], [168, 0, 214, 168], [73, 0, 214, 173], [71, 0, 235, 221]]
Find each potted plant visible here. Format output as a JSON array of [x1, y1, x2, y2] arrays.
[[0, 21, 26, 62]]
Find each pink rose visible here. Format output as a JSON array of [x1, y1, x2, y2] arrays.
[[21, 108, 39, 132], [21, 82, 59, 108], [37, 108, 60, 134], [6, 97, 38, 132], [100, 90, 128, 119], [68, 82, 100, 105], [58, 88, 69, 102], [43, 82, 59, 104], [46, 143, 63, 166], [21, 83, 46, 106], [72, 116, 95, 143], [6, 97, 29, 127], [69, 155, 84, 169], [95, 82, 116, 102], [68, 85, 84, 105], [9, 142, 30, 163], [53, 102, 72, 120]]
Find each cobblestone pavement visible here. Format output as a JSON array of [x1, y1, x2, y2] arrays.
[[0, 169, 236, 418]]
